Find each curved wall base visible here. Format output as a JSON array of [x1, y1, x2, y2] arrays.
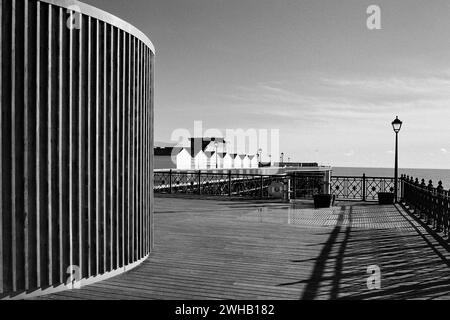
[[2, 254, 149, 300]]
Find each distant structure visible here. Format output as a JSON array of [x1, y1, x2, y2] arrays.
[[154, 137, 262, 170], [274, 162, 319, 168]]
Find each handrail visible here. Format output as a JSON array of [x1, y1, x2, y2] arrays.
[[401, 175, 449, 235], [154, 170, 324, 199]]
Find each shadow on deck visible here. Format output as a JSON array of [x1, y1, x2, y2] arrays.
[[37, 198, 450, 300]]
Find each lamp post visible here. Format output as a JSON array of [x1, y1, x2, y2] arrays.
[[257, 148, 262, 165], [392, 116, 403, 202], [281, 152, 284, 166], [214, 141, 219, 169], [269, 154, 272, 166]]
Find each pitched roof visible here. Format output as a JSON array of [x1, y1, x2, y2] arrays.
[[188, 137, 226, 143], [154, 147, 189, 156], [189, 137, 226, 156], [204, 151, 215, 158], [192, 149, 206, 157]]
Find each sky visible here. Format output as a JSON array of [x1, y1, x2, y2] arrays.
[[84, 0, 450, 169]]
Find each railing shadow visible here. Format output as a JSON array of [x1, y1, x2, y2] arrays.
[[278, 203, 450, 300]]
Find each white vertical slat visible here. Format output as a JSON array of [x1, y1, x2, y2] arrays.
[[86, 15, 92, 277], [47, 3, 53, 285], [35, 0, 41, 288], [57, 6, 64, 284], [102, 21, 107, 273], [78, 11, 84, 278], [24, 0, 30, 291], [131, 36, 135, 261], [116, 27, 120, 268], [11, 0, 17, 292], [68, 4, 74, 276], [0, 0, 3, 294], [95, 19, 100, 275]]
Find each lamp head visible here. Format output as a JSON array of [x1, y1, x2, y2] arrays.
[[392, 116, 402, 133]]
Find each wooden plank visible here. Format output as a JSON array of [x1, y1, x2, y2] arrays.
[[46, 3, 53, 286], [121, 30, 126, 268], [57, 6, 63, 284], [35, 0, 41, 289], [68, 3, 74, 278], [145, 48, 150, 254], [60, 5, 71, 285], [78, 12, 85, 279], [142, 47, 145, 255], [95, 19, 100, 276], [24, 0, 30, 292], [102, 21, 107, 273], [150, 53, 154, 251], [23, 0, 38, 291], [11, 0, 19, 291], [109, 25, 114, 271], [11, 0, 17, 293], [0, 0, 3, 295], [139, 43, 142, 258], [1, 0, 13, 293], [130, 37, 135, 262], [136, 41, 140, 259], [126, 34, 131, 265], [142, 48, 146, 255], [116, 27, 121, 269], [86, 15, 92, 278]]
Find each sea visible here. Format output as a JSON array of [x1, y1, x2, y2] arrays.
[[332, 167, 450, 190]]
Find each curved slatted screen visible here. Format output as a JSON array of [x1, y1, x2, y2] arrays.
[[0, 0, 154, 298]]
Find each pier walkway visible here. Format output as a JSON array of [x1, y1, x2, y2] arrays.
[[37, 198, 450, 300]]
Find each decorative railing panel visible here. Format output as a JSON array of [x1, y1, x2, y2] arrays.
[[331, 175, 395, 201]]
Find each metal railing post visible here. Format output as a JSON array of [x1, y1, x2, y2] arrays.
[[436, 181, 444, 231], [260, 175, 264, 199], [285, 176, 291, 202], [228, 170, 232, 197], [362, 173, 366, 202], [400, 174, 404, 202], [169, 169, 173, 194], [198, 170, 202, 195], [292, 172, 296, 200]]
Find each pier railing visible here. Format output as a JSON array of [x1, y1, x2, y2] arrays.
[[154, 170, 325, 199], [155, 171, 402, 202], [401, 175, 450, 236], [331, 175, 396, 201]]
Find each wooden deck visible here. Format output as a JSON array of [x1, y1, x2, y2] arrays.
[[36, 198, 450, 300]]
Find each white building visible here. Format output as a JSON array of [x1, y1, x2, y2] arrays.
[[235, 155, 246, 169], [176, 148, 193, 170], [205, 151, 216, 169], [193, 150, 208, 169], [248, 155, 258, 168], [223, 153, 235, 169], [242, 155, 251, 168], [216, 153, 226, 169]]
